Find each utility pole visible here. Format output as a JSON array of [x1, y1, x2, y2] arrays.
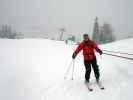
[[59, 27, 65, 41]]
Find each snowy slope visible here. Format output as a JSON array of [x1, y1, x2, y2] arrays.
[[0, 38, 133, 100]]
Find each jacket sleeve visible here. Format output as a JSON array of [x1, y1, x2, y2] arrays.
[[93, 42, 102, 53], [74, 42, 84, 55]]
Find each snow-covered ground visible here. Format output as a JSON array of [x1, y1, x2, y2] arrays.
[[0, 38, 133, 100]]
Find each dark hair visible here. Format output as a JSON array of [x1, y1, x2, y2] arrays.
[[83, 34, 89, 37]]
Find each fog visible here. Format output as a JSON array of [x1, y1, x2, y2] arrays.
[[0, 0, 133, 39]]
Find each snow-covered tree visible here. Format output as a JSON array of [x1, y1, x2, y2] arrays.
[[100, 22, 115, 43]]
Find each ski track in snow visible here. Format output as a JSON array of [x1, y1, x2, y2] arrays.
[[0, 39, 133, 100]]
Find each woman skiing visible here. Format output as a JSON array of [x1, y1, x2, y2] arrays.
[[72, 34, 103, 83]]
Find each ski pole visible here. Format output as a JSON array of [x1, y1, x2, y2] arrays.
[[71, 59, 75, 80], [100, 55, 102, 59], [64, 59, 74, 79]]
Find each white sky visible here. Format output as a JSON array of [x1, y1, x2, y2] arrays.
[[0, 0, 133, 38]]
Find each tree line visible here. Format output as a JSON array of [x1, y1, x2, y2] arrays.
[[0, 25, 23, 39]]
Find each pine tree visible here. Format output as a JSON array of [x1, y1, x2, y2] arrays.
[[92, 17, 100, 44], [99, 26, 105, 44], [101, 22, 115, 43]]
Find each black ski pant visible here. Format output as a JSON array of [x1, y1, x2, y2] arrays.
[[84, 58, 100, 81]]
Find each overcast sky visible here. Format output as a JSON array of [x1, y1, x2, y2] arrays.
[[0, 0, 133, 38]]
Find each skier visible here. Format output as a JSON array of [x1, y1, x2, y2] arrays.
[[72, 34, 103, 84]]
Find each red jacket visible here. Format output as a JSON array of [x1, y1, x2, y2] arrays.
[[74, 39, 101, 61]]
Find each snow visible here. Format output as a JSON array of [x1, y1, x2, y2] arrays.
[[0, 38, 133, 100]]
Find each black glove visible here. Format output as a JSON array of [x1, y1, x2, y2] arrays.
[[99, 50, 103, 55], [72, 53, 76, 59]]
